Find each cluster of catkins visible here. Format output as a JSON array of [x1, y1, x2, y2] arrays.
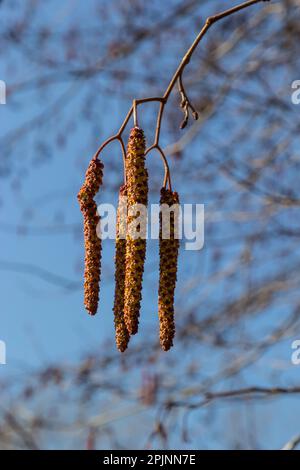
[[78, 127, 180, 352]]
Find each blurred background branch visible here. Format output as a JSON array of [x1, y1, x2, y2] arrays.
[[1, 0, 300, 450]]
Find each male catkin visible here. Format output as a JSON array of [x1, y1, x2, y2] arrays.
[[124, 127, 148, 335], [158, 188, 180, 351], [113, 185, 130, 352], [77, 158, 104, 315]]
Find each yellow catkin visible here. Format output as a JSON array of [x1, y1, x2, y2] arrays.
[[77, 158, 104, 315], [124, 127, 148, 335], [113, 185, 130, 352], [158, 188, 180, 351]]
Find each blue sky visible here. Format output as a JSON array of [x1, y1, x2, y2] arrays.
[[1, 0, 300, 450]]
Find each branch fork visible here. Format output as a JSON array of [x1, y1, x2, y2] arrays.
[[90, 0, 269, 189]]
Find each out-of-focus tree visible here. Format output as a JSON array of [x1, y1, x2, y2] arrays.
[[1, 0, 300, 449]]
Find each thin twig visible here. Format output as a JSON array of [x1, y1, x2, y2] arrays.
[[282, 434, 300, 450], [167, 385, 300, 410], [90, 0, 269, 186]]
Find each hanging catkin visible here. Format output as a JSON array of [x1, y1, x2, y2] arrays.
[[113, 185, 130, 352], [124, 127, 148, 335], [77, 158, 104, 315], [158, 187, 180, 351]]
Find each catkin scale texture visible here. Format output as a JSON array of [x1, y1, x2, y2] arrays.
[[158, 188, 180, 351], [113, 185, 130, 352], [77, 159, 104, 315], [124, 127, 148, 335]]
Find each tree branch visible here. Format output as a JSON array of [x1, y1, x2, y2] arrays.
[[90, 0, 270, 190], [282, 434, 300, 450], [167, 385, 300, 410]]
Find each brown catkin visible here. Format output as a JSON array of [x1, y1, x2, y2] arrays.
[[158, 188, 180, 351], [77, 158, 104, 315], [113, 185, 130, 352], [124, 127, 148, 335]]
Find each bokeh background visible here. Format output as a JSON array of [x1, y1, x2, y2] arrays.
[[1, 0, 300, 449]]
